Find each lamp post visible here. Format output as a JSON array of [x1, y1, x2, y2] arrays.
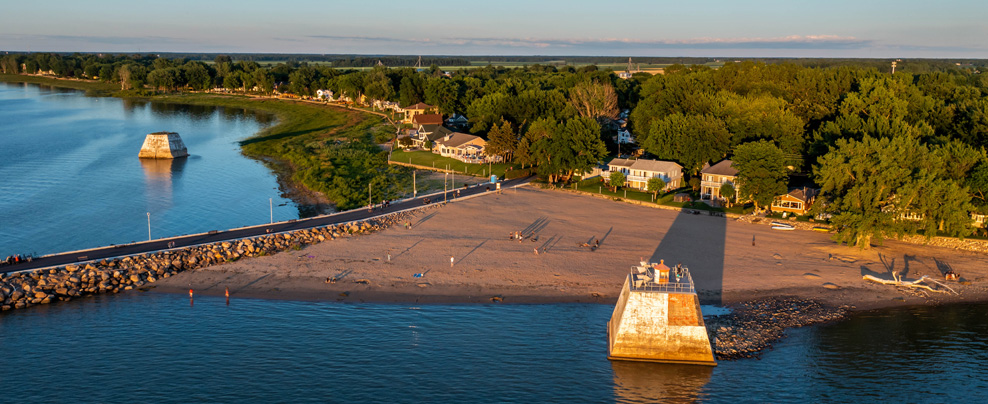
[[269, 198, 273, 223], [413, 170, 417, 197], [146, 212, 151, 241]]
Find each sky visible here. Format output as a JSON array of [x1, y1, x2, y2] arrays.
[[1, 0, 986, 58]]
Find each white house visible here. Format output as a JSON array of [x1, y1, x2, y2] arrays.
[[626, 159, 682, 191], [615, 129, 634, 144], [700, 159, 739, 201]]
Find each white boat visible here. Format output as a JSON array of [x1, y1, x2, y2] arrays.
[[771, 221, 795, 230]]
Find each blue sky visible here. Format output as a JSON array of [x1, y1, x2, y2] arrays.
[[1, 0, 985, 57]]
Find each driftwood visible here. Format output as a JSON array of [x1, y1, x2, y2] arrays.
[[863, 274, 958, 295]]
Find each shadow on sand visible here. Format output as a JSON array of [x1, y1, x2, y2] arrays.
[[648, 210, 726, 305]]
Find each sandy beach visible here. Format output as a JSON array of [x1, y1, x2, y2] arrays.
[[150, 185, 988, 311]]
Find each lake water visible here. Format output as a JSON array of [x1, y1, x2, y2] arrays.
[[0, 293, 985, 403], [0, 82, 300, 257]]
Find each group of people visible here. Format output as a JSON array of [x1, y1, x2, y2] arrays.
[[2, 254, 32, 266], [579, 238, 601, 251], [509, 231, 537, 243]]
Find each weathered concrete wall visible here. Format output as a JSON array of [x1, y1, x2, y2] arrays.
[[0, 210, 420, 311], [138, 132, 188, 159], [608, 280, 716, 366]]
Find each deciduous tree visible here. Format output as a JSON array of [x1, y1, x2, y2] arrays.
[[733, 141, 788, 212]]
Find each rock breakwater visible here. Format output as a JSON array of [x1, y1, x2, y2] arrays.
[[707, 297, 850, 360], [0, 210, 421, 311]]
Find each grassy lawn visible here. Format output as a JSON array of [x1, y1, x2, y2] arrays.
[[390, 149, 519, 178], [0, 74, 118, 95], [575, 177, 753, 214]]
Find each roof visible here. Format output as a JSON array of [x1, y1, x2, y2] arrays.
[[629, 159, 682, 173], [404, 102, 435, 110], [608, 158, 635, 168], [437, 132, 484, 149], [784, 188, 818, 203], [701, 159, 738, 177], [412, 113, 444, 126], [419, 125, 453, 141]]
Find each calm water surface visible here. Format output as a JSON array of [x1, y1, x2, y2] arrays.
[[0, 82, 298, 257], [1, 294, 985, 403]]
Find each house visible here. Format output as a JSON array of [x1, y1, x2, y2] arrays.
[[434, 132, 488, 163], [972, 212, 987, 228], [403, 102, 437, 123], [411, 113, 444, 126], [626, 159, 683, 191], [618, 71, 633, 79], [700, 160, 739, 201], [445, 114, 469, 130], [316, 89, 334, 101], [771, 188, 818, 216], [411, 124, 453, 150], [615, 129, 634, 144], [607, 158, 634, 176]]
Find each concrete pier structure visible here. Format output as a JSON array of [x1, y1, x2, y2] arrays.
[[607, 261, 716, 366], [138, 132, 188, 159]]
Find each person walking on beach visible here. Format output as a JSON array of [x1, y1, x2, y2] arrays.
[[450, 255, 455, 267]]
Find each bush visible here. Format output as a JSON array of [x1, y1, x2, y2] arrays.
[[505, 167, 533, 179]]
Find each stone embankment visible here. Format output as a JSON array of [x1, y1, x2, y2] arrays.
[[0, 210, 424, 312], [706, 297, 850, 360]]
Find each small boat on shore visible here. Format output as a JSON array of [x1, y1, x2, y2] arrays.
[[771, 221, 795, 230]]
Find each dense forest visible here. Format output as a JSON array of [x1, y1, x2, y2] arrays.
[[3, 52, 987, 247]]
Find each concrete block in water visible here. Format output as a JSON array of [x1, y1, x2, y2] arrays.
[[138, 132, 188, 159], [607, 274, 716, 366]]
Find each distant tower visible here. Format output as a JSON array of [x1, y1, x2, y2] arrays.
[[891, 60, 897, 74], [415, 56, 423, 69], [627, 57, 634, 74]]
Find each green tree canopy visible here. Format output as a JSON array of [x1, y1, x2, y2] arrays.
[[733, 140, 788, 211], [647, 177, 666, 196], [641, 113, 730, 174], [610, 171, 626, 190], [815, 134, 974, 248]]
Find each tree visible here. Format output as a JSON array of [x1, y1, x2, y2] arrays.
[[484, 119, 517, 162], [0, 55, 19, 74], [642, 113, 731, 174], [719, 183, 735, 207], [733, 141, 788, 212], [815, 134, 973, 249], [530, 117, 606, 183], [647, 177, 666, 198], [569, 80, 619, 123], [610, 171, 626, 191]]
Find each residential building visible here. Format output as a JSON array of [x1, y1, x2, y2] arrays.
[[607, 158, 634, 176], [411, 113, 444, 126], [771, 188, 818, 216], [700, 160, 739, 201], [626, 159, 683, 191], [445, 114, 469, 130], [403, 102, 437, 123], [615, 129, 634, 144], [434, 132, 488, 163], [411, 124, 453, 150]]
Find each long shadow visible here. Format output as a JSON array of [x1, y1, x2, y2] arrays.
[[415, 212, 439, 227], [393, 239, 424, 260], [459, 239, 489, 264], [521, 217, 551, 236], [649, 211, 726, 305], [233, 274, 273, 293], [933, 257, 954, 276]]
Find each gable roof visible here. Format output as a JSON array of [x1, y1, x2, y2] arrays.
[[701, 159, 738, 177], [421, 126, 453, 142], [437, 132, 484, 148], [629, 159, 682, 173], [784, 187, 818, 203], [608, 158, 635, 168], [404, 102, 435, 110], [412, 113, 444, 126]]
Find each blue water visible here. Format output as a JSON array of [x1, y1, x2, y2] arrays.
[[1, 293, 985, 403], [0, 82, 299, 257]]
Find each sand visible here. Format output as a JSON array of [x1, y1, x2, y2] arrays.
[[152, 186, 988, 310]]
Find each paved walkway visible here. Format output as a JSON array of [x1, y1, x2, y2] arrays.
[[1, 178, 531, 274]]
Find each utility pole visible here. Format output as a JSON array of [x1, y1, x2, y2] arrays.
[[444, 172, 448, 203], [369, 183, 372, 207], [413, 171, 417, 197], [891, 60, 897, 74]]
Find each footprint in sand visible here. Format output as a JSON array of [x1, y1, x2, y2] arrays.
[[772, 253, 783, 260], [822, 282, 840, 290], [803, 273, 822, 280]]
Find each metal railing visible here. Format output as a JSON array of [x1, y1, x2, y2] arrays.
[[627, 263, 696, 294]]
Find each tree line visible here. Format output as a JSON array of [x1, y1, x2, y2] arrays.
[[4, 52, 988, 246]]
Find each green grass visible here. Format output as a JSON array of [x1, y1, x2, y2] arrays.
[[390, 149, 520, 178], [574, 177, 753, 214], [0, 74, 118, 95]]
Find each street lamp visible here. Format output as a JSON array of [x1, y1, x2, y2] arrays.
[[146, 212, 151, 241], [269, 198, 273, 223]]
